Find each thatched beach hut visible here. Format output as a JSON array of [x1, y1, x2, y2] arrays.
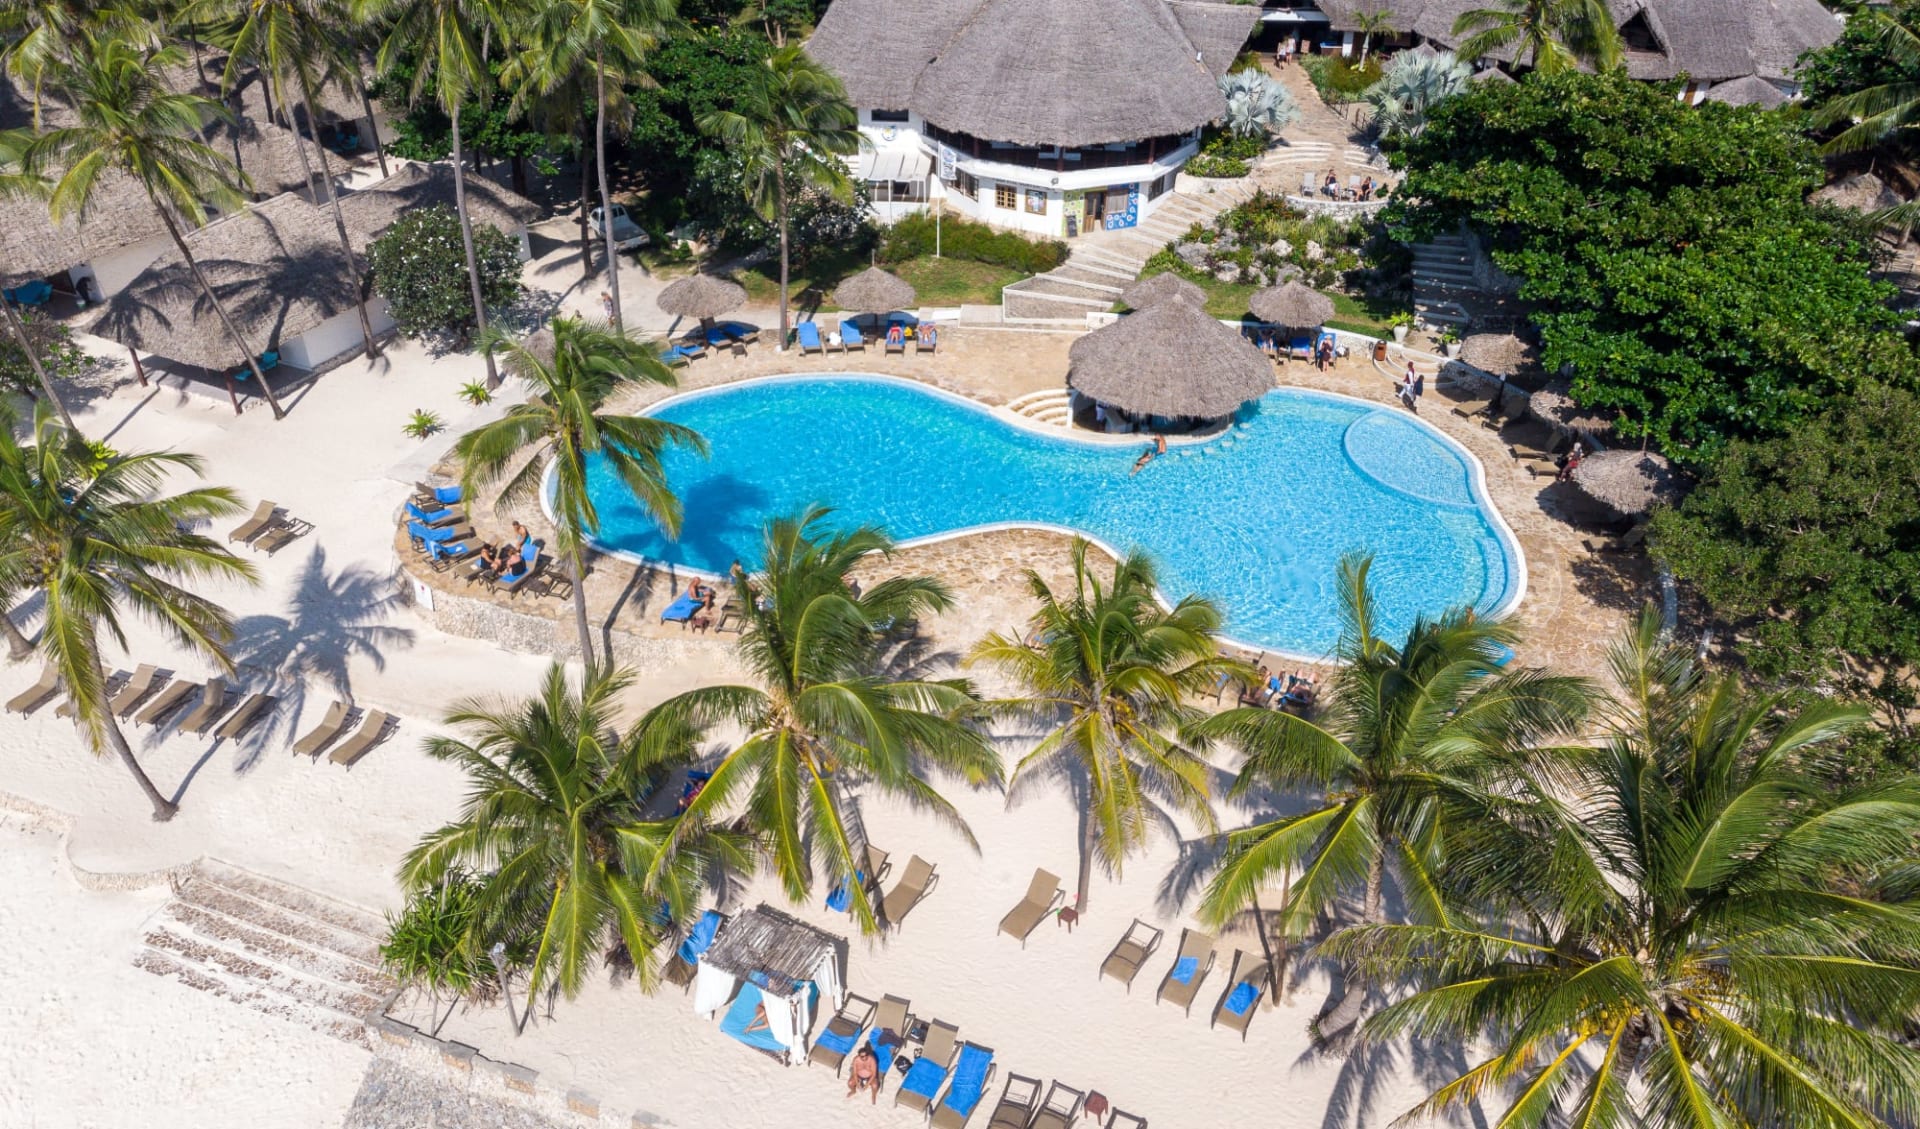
[[1249, 281, 1335, 329], [692, 905, 844, 1066], [1120, 273, 1206, 310], [1569, 449, 1687, 518], [1068, 300, 1273, 428], [832, 267, 917, 316]]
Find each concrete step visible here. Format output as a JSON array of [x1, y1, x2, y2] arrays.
[[1074, 246, 1150, 274], [192, 859, 387, 940], [1056, 258, 1136, 283], [134, 948, 373, 1048], [159, 899, 391, 992], [141, 925, 387, 1021], [1006, 278, 1114, 307], [1413, 266, 1477, 286], [1007, 389, 1068, 413], [1004, 291, 1097, 321], [175, 874, 384, 966], [1044, 266, 1126, 293]]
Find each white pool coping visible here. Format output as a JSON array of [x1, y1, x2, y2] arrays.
[[545, 371, 1529, 665]]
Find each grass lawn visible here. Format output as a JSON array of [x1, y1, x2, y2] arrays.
[[739, 249, 1026, 309], [1137, 268, 1403, 336]]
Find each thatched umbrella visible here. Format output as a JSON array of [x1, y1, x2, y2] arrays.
[[1249, 281, 1335, 329], [1120, 272, 1205, 310], [1811, 172, 1903, 215], [1458, 333, 1541, 382], [832, 266, 917, 315], [656, 273, 748, 324], [1527, 380, 1616, 435], [1068, 301, 1273, 420], [1569, 449, 1687, 518]]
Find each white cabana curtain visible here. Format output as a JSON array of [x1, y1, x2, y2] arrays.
[[692, 963, 737, 1018]]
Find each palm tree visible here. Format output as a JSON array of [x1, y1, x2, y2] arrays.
[[455, 316, 704, 671], [1364, 50, 1473, 139], [0, 127, 76, 430], [1813, 13, 1920, 156], [1452, 0, 1621, 74], [357, 0, 515, 387], [29, 35, 289, 418], [697, 45, 860, 350], [510, 0, 673, 334], [1351, 7, 1397, 65], [1328, 605, 1920, 1128], [1189, 554, 1595, 1047], [0, 0, 151, 129], [499, 33, 603, 279], [968, 540, 1243, 913], [190, 0, 380, 360], [400, 664, 754, 1012], [0, 402, 257, 820], [636, 507, 1003, 935]]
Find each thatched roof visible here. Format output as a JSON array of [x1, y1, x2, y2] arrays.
[[1527, 380, 1617, 434], [336, 163, 539, 252], [1570, 449, 1687, 517], [1249, 281, 1335, 328], [1458, 333, 1541, 380], [701, 905, 841, 1000], [1120, 272, 1206, 310], [658, 273, 748, 320], [1812, 172, 1903, 214], [87, 193, 365, 371], [809, 0, 1251, 146], [832, 266, 916, 314], [1068, 302, 1273, 418], [1704, 74, 1788, 108]]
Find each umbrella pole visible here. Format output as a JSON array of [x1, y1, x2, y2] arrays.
[[128, 347, 147, 389], [223, 372, 242, 416]]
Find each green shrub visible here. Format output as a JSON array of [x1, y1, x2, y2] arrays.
[[1200, 126, 1266, 161], [1186, 154, 1250, 178], [380, 874, 497, 1000], [879, 212, 1067, 273], [1301, 56, 1383, 104], [368, 205, 523, 340]]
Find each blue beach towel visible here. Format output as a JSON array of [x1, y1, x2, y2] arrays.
[[868, 1027, 903, 1073], [824, 870, 866, 912], [1171, 955, 1199, 984], [840, 319, 865, 348], [1225, 980, 1261, 1016], [938, 1044, 994, 1118], [677, 910, 723, 966], [899, 1054, 949, 1099], [660, 591, 702, 623]]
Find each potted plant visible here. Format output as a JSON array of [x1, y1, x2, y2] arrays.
[[403, 409, 444, 439], [1437, 325, 1462, 357], [1388, 311, 1412, 343]]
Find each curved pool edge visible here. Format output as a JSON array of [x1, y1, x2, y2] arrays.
[[551, 371, 1530, 663]]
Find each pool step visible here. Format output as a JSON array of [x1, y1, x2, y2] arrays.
[[1007, 389, 1074, 430]]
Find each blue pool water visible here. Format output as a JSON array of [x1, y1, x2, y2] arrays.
[[580, 375, 1522, 657]]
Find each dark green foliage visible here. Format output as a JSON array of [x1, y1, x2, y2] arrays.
[[1797, 2, 1920, 110], [878, 212, 1067, 274], [381, 874, 498, 999], [1300, 55, 1383, 104], [367, 206, 524, 339], [626, 29, 771, 178], [1184, 153, 1250, 178], [0, 313, 87, 401], [686, 148, 873, 265], [1388, 71, 1917, 458], [368, 59, 557, 166], [1200, 126, 1266, 161]]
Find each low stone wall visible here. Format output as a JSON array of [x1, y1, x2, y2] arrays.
[[400, 575, 724, 677], [1281, 194, 1391, 219], [366, 1013, 642, 1127]]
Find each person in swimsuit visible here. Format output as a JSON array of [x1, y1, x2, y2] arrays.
[[480, 522, 531, 573], [847, 1045, 881, 1102], [1131, 434, 1169, 475]]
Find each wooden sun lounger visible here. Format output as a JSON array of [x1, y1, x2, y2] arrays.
[[488, 555, 547, 597], [915, 329, 937, 354], [109, 664, 164, 717], [5, 667, 60, 715], [1210, 948, 1274, 1041], [997, 867, 1064, 947], [1155, 928, 1217, 1016], [1107, 1110, 1149, 1129], [1099, 918, 1164, 990], [895, 1019, 960, 1113], [1030, 1081, 1087, 1129], [930, 1044, 998, 1129], [880, 854, 938, 930], [806, 992, 877, 1073], [329, 709, 392, 766], [227, 499, 280, 544], [177, 676, 231, 735], [134, 679, 198, 727], [292, 700, 350, 757], [214, 691, 277, 740], [253, 518, 314, 556], [863, 843, 892, 894], [985, 1074, 1041, 1129]]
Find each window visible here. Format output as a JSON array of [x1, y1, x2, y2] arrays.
[[1147, 172, 1174, 201], [994, 183, 1017, 210], [1025, 189, 1048, 215], [869, 108, 909, 123], [954, 170, 979, 200]]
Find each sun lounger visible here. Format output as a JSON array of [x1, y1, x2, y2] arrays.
[[328, 709, 392, 766], [1155, 928, 1217, 1016], [1300, 171, 1315, 196], [177, 676, 231, 736], [930, 1043, 997, 1129], [807, 992, 877, 1073], [109, 664, 164, 717], [985, 1073, 1041, 1129], [916, 325, 938, 354], [253, 518, 313, 556], [293, 700, 350, 757], [1030, 1081, 1086, 1129], [5, 667, 61, 715], [884, 325, 907, 355], [1346, 174, 1362, 199], [425, 537, 483, 571], [797, 321, 824, 355], [896, 1019, 961, 1113], [1584, 525, 1648, 554], [659, 590, 703, 625], [227, 500, 280, 544], [213, 691, 276, 740], [1210, 949, 1273, 1041], [487, 543, 545, 597], [839, 319, 866, 351], [1099, 918, 1164, 990], [881, 854, 938, 930], [1107, 1110, 1149, 1129], [661, 342, 705, 367], [997, 867, 1064, 947], [863, 843, 892, 892], [866, 993, 913, 1077], [1449, 397, 1494, 421], [1287, 333, 1312, 360], [412, 483, 462, 510], [405, 500, 462, 529], [134, 678, 198, 726], [663, 908, 727, 991]]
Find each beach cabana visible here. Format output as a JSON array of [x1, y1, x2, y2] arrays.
[[1527, 379, 1617, 437], [1249, 281, 1335, 330], [693, 905, 844, 1065], [1067, 296, 1273, 432], [1119, 273, 1205, 311], [657, 273, 748, 328], [834, 267, 917, 321], [1569, 449, 1688, 519]]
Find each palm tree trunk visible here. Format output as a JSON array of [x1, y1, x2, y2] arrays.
[[1, 607, 32, 661], [1315, 850, 1384, 1049], [568, 543, 595, 672], [277, 76, 319, 200], [2, 300, 75, 431], [297, 76, 379, 361], [594, 52, 623, 334], [1075, 808, 1096, 912], [775, 160, 791, 350], [357, 76, 390, 179], [151, 202, 286, 419], [578, 145, 593, 279], [448, 102, 501, 390], [91, 654, 177, 821]]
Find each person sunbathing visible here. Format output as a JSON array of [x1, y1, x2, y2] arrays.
[[746, 1002, 770, 1033], [847, 1045, 881, 1103], [479, 522, 531, 573]]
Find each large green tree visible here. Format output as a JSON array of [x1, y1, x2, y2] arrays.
[[636, 507, 1002, 934], [1387, 71, 1917, 458], [1330, 607, 1920, 1129], [1190, 555, 1594, 1048], [1451, 0, 1621, 74], [1804, 4, 1920, 157], [967, 540, 1241, 913]]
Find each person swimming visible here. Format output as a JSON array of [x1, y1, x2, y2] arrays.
[[1130, 434, 1169, 475]]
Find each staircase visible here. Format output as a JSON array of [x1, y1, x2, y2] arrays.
[[1409, 231, 1477, 330], [133, 858, 396, 1048], [1007, 388, 1074, 428]]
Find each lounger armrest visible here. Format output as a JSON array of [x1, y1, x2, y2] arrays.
[[1142, 929, 1163, 958], [1046, 888, 1065, 913]]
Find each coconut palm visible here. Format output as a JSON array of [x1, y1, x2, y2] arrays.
[[1189, 554, 1596, 1047], [400, 664, 754, 1011], [455, 316, 704, 671], [1365, 50, 1473, 139], [29, 35, 289, 418], [0, 127, 76, 430], [1452, 0, 1621, 74], [1328, 605, 1920, 1128], [697, 45, 861, 350], [357, 0, 516, 387], [1351, 7, 1398, 65], [500, 30, 607, 279], [190, 0, 380, 360], [968, 540, 1244, 913], [1813, 13, 1920, 157], [1218, 68, 1299, 139], [0, 401, 257, 821], [0, 0, 152, 129], [509, 0, 673, 334], [635, 507, 1003, 935]]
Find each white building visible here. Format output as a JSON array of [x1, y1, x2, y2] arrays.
[[808, 0, 1261, 239]]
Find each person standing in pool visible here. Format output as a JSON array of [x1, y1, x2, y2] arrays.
[[1131, 434, 1168, 475]]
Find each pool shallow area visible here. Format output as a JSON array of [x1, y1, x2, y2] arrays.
[[580, 375, 1523, 657]]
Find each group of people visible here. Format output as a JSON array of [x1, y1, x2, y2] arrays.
[[1320, 170, 1377, 202], [1252, 667, 1318, 712], [1554, 440, 1585, 482], [1396, 363, 1425, 413], [476, 521, 533, 579]]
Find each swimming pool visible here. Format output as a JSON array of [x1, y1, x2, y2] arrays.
[[578, 374, 1524, 658]]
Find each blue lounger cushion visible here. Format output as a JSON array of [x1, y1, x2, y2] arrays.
[[840, 320, 865, 347], [660, 591, 702, 623], [677, 910, 723, 966], [720, 983, 788, 1055], [814, 1021, 858, 1057], [797, 322, 823, 350], [938, 1044, 994, 1118], [900, 1054, 949, 1099], [431, 485, 462, 505], [1171, 955, 1199, 984], [1225, 980, 1261, 1016], [409, 520, 461, 544], [868, 1027, 902, 1074], [407, 501, 460, 527], [824, 870, 867, 912]]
